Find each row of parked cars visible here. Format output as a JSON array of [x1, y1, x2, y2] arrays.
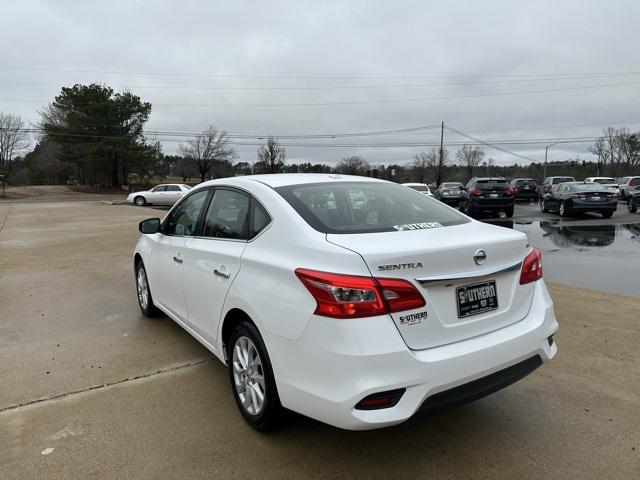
[[403, 174, 640, 218]]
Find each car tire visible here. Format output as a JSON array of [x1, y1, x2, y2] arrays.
[[601, 211, 614, 219], [228, 321, 283, 431], [505, 207, 514, 218], [135, 261, 161, 317], [134, 196, 146, 207], [559, 201, 571, 218], [629, 198, 638, 213], [465, 203, 476, 218], [540, 199, 548, 213]]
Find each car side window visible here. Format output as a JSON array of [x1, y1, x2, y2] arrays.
[[152, 185, 166, 192], [466, 180, 474, 189], [249, 200, 271, 239], [163, 189, 209, 236], [165, 185, 181, 192], [202, 189, 250, 240]]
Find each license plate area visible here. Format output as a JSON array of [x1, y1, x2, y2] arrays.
[[456, 280, 498, 318]]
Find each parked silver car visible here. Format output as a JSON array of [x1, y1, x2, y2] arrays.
[[618, 176, 640, 200]]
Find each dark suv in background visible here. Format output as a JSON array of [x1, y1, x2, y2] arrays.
[[459, 177, 515, 218], [510, 178, 539, 202], [540, 176, 575, 199]]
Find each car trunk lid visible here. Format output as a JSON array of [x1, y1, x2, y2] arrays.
[[327, 222, 534, 350]]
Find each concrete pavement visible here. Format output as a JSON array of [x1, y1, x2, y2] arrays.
[[1, 201, 639, 479]]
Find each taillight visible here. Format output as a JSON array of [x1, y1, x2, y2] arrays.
[[295, 268, 425, 318], [519, 248, 542, 285], [505, 187, 514, 195], [630, 180, 637, 186], [469, 188, 481, 196]]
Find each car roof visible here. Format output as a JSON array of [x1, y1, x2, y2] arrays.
[[197, 173, 388, 189], [473, 177, 508, 181], [402, 182, 429, 186]]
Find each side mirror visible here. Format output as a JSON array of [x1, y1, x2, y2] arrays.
[[139, 218, 161, 234]]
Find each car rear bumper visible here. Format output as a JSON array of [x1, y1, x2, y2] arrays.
[[438, 196, 460, 205], [570, 200, 617, 211], [514, 192, 538, 200], [267, 280, 558, 430], [469, 198, 514, 210]]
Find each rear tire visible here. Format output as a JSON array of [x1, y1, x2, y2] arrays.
[[559, 201, 571, 218], [601, 211, 614, 219], [135, 261, 160, 317], [629, 198, 638, 213], [504, 207, 514, 218], [229, 321, 283, 431], [134, 196, 146, 206]]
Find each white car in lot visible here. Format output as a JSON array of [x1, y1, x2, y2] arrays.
[[133, 174, 558, 431], [402, 182, 433, 196], [584, 177, 619, 196], [127, 184, 192, 206]]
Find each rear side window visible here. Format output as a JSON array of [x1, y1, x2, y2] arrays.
[[275, 181, 468, 234], [249, 201, 271, 239], [202, 189, 250, 239], [164, 189, 209, 236], [165, 185, 181, 192]]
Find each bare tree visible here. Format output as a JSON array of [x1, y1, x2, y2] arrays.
[[412, 147, 448, 184], [0, 113, 30, 171], [335, 155, 369, 175], [254, 136, 286, 174], [180, 126, 236, 182], [456, 145, 485, 180]]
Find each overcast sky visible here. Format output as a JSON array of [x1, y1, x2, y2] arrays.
[[2, 0, 640, 167]]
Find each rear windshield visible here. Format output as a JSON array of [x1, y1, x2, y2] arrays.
[[182, 184, 192, 190], [441, 183, 463, 189], [515, 178, 535, 184], [275, 182, 469, 234], [552, 177, 574, 184], [476, 179, 509, 189], [406, 184, 429, 192], [573, 183, 609, 192]]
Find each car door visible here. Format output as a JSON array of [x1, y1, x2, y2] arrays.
[[150, 188, 210, 320], [163, 185, 183, 205], [147, 185, 166, 203], [182, 188, 252, 346]]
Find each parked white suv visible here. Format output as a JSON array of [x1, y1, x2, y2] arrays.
[[133, 174, 558, 430], [127, 184, 192, 206]]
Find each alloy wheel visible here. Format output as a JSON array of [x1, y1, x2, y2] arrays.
[[232, 336, 266, 416], [136, 267, 149, 310]]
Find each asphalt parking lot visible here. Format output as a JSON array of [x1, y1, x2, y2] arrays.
[[1, 198, 639, 479]]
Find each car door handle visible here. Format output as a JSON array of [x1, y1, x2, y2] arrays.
[[213, 268, 230, 279], [173, 255, 183, 264]]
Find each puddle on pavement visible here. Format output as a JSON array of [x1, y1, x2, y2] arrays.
[[487, 220, 640, 297]]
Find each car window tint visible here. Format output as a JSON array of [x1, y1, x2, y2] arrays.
[[165, 185, 181, 192], [164, 189, 209, 236], [574, 183, 608, 192], [152, 185, 166, 192], [407, 185, 428, 192], [276, 181, 468, 234], [202, 189, 249, 239], [250, 201, 271, 239]]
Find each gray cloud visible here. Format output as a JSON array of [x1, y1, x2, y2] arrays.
[[2, 0, 639, 166]]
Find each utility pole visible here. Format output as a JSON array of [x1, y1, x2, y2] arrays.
[[437, 121, 444, 186], [543, 145, 549, 179]]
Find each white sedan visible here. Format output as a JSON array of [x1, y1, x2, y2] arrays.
[[127, 184, 192, 206], [133, 174, 558, 430], [402, 182, 433, 196]]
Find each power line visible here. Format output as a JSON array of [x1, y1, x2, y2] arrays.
[[3, 80, 640, 108], [2, 65, 640, 80], [445, 124, 538, 162], [1, 73, 638, 91]]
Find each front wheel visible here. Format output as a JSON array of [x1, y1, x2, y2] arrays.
[[134, 195, 146, 206], [559, 201, 571, 218], [229, 322, 283, 431], [601, 211, 614, 219], [135, 262, 160, 317], [540, 199, 548, 213]]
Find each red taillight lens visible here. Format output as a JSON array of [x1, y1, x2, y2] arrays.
[[519, 248, 543, 285], [629, 180, 636, 186], [506, 187, 514, 194], [295, 269, 425, 318], [377, 277, 426, 313], [469, 188, 481, 196]]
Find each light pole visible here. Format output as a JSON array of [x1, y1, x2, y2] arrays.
[[543, 142, 563, 179]]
